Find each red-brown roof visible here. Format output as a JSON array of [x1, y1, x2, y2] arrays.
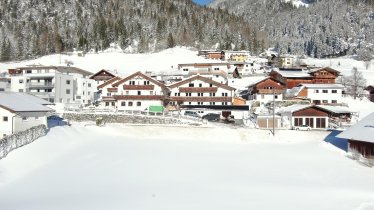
[[168, 75, 236, 91], [89, 69, 117, 80], [112, 71, 166, 89], [97, 76, 121, 89]]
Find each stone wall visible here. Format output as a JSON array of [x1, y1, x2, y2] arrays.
[[0, 125, 47, 160], [63, 113, 184, 125]]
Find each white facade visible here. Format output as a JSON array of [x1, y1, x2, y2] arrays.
[[99, 72, 165, 111], [7, 66, 95, 105], [169, 76, 235, 106], [301, 84, 344, 104], [0, 78, 11, 92], [252, 93, 283, 104], [0, 108, 13, 137]]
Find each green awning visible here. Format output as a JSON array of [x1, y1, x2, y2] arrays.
[[149, 105, 164, 113]]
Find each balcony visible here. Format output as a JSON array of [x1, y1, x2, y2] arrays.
[[123, 85, 155, 90], [170, 96, 232, 102], [29, 82, 54, 89]]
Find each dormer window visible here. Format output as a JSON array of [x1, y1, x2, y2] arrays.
[[189, 83, 194, 87]]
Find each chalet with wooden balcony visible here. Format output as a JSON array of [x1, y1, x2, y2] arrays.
[[269, 67, 340, 89], [168, 75, 236, 106], [89, 69, 117, 86], [246, 77, 285, 103], [97, 76, 122, 107], [109, 71, 167, 111]]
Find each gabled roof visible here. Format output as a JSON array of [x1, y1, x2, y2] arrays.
[[89, 69, 117, 79], [277, 104, 313, 114], [286, 86, 305, 98], [168, 75, 236, 91], [0, 92, 53, 113], [97, 76, 121, 89], [246, 77, 285, 88], [112, 71, 166, 88], [188, 70, 228, 79], [309, 67, 340, 75], [337, 112, 374, 143]]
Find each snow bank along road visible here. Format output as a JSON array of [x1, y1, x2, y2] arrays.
[[0, 124, 373, 210]]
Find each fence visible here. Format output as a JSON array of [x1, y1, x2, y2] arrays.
[[0, 125, 47, 160]]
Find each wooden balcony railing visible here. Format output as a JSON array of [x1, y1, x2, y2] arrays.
[[123, 85, 155, 90], [179, 87, 218, 93]]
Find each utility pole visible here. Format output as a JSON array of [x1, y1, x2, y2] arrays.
[[273, 87, 275, 136]]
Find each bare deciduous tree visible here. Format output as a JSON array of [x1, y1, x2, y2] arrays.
[[344, 67, 367, 99]]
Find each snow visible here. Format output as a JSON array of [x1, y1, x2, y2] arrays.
[[337, 112, 374, 143], [0, 92, 53, 112], [0, 124, 374, 210], [0, 47, 209, 75], [302, 57, 374, 84], [283, 0, 311, 8]]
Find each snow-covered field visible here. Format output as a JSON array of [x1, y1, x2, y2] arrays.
[[0, 124, 373, 210]]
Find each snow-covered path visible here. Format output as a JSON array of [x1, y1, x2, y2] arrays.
[[0, 124, 373, 210]]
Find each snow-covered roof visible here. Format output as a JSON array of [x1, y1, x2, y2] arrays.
[[299, 83, 344, 89], [0, 92, 53, 113], [277, 104, 312, 114], [286, 86, 304, 98], [276, 70, 312, 78], [337, 112, 374, 143], [316, 105, 353, 114]]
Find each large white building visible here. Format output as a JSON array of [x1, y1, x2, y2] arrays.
[[99, 71, 167, 111], [168, 75, 236, 106], [0, 92, 53, 137], [7, 66, 97, 105], [178, 63, 232, 76], [0, 78, 11, 92]]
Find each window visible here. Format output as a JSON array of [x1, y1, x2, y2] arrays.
[[128, 102, 133, 106], [105, 102, 109, 106], [183, 68, 188, 72], [150, 91, 154, 95], [126, 91, 129, 95], [331, 100, 337, 104], [26, 70, 32, 73], [322, 90, 328, 93], [188, 83, 194, 87], [107, 93, 112, 97], [222, 102, 228, 105], [198, 93, 204, 97], [294, 118, 303, 126], [186, 93, 191, 97], [88, 91, 91, 95], [66, 80, 71, 85], [275, 95, 278, 99], [76, 96, 81, 99], [137, 91, 141, 95], [315, 90, 319, 93], [144, 81, 150, 85], [210, 102, 216, 105], [210, 93, 216, 97], [88, 83, 91, 87], [19, 79, 24, 84], [130, 81, 135, 85], [47, 89, 52, 92], [22, 117, 28, 121], [332, 90, 337, 93], [66, 89, 71, 94], [322, 100, 328, 104], [3, 116, 8, 122], [214, 67, 220, 70], [222, 93, 228, 97], [111, 102, 115, 106], [137, 102, 141, 106], [19, 89, 23, 93], [83, 91, 85, 95], [121, 102, 126, 106], [209, 84, 213, 87], [199, 83, 202, 87]]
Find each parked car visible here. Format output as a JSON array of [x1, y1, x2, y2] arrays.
[[294, 125, 312, 131], [184, 111, 200, 118], [202, 113, 221, 121]]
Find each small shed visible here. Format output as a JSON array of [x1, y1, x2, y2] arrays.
[[337, 112, 374, 160]]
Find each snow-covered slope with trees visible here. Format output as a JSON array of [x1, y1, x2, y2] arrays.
[[210, 0, 374, 59]]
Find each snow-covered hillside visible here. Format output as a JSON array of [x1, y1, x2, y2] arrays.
[[283, 0, 311, 7], [0, 124, 373, 210], [0, 47, 209, 75]]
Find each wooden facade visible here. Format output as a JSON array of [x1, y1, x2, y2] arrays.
[[269, 67, 340, 89], [348, 140, 374, 159], [291, 106, 329, 129]]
